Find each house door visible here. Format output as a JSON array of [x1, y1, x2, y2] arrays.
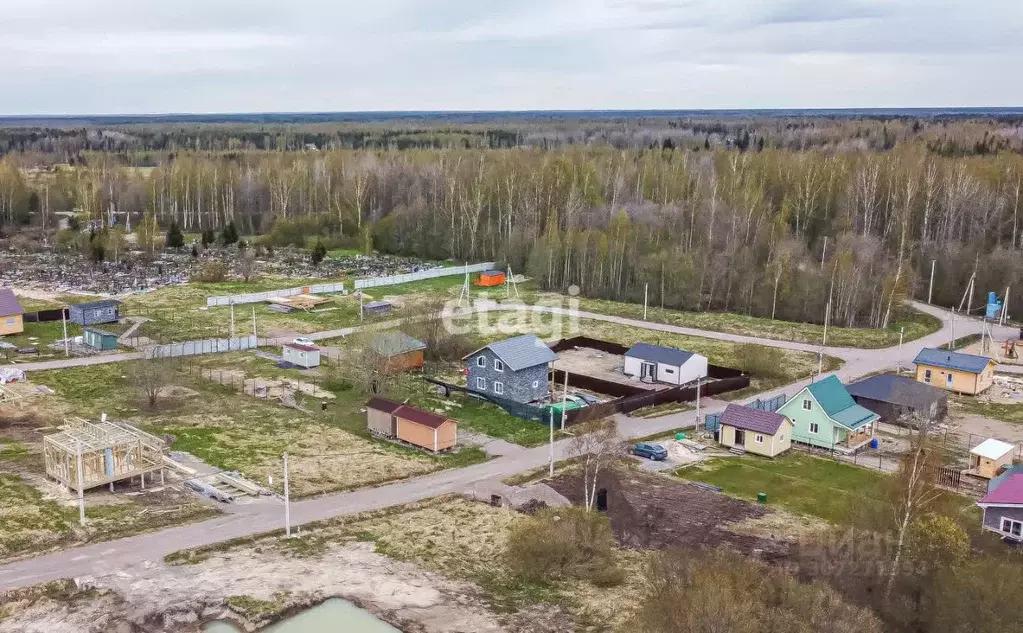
[[641, 362, 656, 380], [734, 429, 745, 446], [946, 373, 953, 388]]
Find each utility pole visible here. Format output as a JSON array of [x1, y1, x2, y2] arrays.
[[897, 327, 904, 374], [694, 379, 701, 432], [1003, 286, 1011, 326], [928, 259, 936, 304], [643, 283, 649, 320], [230, 301, 236, 339], [950, 310, 955, 349], [560, 370, 569, 432], [359, 290, 364, 322], [817, 285, 832, 377], [251, 307, 257, 337], [61, 309, 69, 357], [283, 452, 291, 538], [76, 445, 85, 526]]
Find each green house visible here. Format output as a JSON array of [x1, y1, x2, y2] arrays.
[[83, 327, 119, 351], [778, 375, 879, 453]]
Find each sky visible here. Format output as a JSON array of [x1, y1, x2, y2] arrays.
[[2, 0, 1022, 114]]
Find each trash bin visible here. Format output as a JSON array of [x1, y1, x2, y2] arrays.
[[675, 433, 687, 441], [757, 492, 768, 504], [870, 438, 879, 449]]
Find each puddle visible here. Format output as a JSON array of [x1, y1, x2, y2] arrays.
[[204, 598, 400, 633]]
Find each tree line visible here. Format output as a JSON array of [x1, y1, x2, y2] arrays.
[[3, 141, 1023, 326]]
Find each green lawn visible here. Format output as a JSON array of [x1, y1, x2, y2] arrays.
[[409, 390, 562, 448], [951, 396, 1023, 424], [553, 295, 941, 349], [681, 453, 890, 524]]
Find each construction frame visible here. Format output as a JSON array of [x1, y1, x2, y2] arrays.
[[43, 418, 166, 492]]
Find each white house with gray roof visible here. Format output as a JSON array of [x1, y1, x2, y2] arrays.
[[623, 342, 708, 386], [463, 334, 557, 404]]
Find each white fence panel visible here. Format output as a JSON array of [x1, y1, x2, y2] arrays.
[[206, 284, 348, 307], [148, 335, 257, 359], [353, 262, 495, 290]]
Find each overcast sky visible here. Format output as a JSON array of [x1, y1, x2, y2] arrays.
[[2, 0, 1022, 114]]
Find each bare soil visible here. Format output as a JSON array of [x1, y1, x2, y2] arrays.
[[548, 468, 789, 559]]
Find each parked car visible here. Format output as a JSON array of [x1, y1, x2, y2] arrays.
[[575, 393, 600, 405], [292, 336, 315, 347], [629, 443, 668, 461]]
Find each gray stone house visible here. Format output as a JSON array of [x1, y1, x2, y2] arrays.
[[978, 469, 1023, 542], [463, 334, 557, 404]]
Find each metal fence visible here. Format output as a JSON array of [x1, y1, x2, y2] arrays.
[[206, 282, 348, 307], [353, 262, 495, 290], [146, 335, 258, 358]]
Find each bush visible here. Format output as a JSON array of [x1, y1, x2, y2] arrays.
[[506, 507, 622, 586], [736, 343, 786, 379], [194, 261, 229, 283]]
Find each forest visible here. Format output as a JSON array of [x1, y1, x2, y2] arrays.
[[2, 113, 1023, 327]]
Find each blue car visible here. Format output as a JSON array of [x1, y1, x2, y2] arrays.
[[630, 443, 668, 461]]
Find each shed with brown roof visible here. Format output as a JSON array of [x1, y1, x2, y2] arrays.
[[717, 403, 793, 457], [394, 404, 457, 452], [365, 397, 403, 437]]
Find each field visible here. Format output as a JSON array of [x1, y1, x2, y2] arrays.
[[951, 395, 1023, 424], [681, 453, 977, 527]]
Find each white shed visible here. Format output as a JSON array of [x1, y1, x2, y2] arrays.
[[282, 343, 321, 369], [623, 343, 708, 386]]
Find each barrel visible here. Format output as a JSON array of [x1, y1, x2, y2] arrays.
[[870, 438, 880, 449], [757, 492, 768, 504]]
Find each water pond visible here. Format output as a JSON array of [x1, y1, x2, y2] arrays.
[[203, 598, 401, 633]]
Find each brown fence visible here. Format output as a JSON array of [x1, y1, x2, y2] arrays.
[[22, 308, 69, 323], [549, 368, 647, 399], [549, 336, 630, 356], [564, 374, 751, 425]]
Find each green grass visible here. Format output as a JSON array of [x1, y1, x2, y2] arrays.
[[939, 334, 982, 351], [559, 295, 941, 349], [681, 453, 889, 524], [0, 438, 31, 462], [952, 396, 1023, 424], [410, 391, 561, 447]]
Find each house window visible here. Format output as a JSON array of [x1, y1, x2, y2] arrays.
[[532, 380, 539, 389], [106, 308, 114, 316], [476, 377, 486, 390], [494, 359, 505, 372], [4, 318, 12, 327], [755, 434, 764, 444], [493, 381, 504, 395], [809, 423, 820, 434], [924, 369, 931, 383], [802, 399, 812, 411], [664, 368, 675, 374], [476, 356, 486, 368], [780, 434, 785, 441], [1001, 517, 1023, 538]]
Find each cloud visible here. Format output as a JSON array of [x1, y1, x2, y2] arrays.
[[1, 0, 1021, 114]]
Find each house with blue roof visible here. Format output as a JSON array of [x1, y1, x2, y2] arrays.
[[913, 348, 996, 395], [623, 342, 708, 386], [777, 375, 879, 453]]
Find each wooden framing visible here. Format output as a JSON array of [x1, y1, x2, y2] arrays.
[[43, 418, 166, 491]]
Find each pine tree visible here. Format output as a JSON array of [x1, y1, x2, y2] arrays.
[[220, 221, 238, 246], [311, 240, 327, 266], [166, 222, 184, 249], [201, 229, 216, 248]]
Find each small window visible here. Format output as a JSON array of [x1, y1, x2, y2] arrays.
[[924, 369, 932, 383], [4, 318, 13, 326], [493, 381, 504, 395], [809, 422, 820, 434], [802, 399, 812, 411], [755, 434, 764, 444], [1001, 517, 1023, 537], [494, 359, 505, 372], [780, 434, 785, 441], [476, 356, 486, 368], [664, 367, 674, 374], [476, 377, 486, 390], [532, 380, 539, 389], [106, 308, 114, 316]]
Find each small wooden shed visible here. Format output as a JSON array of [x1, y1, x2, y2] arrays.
[[365, 396, 402, 437], [282, 343, 320, 368], [363, 300, 392, 316], [394, 405, 457, 452], [969, 438, 1017, 479], [83, 327, 119, 351], [369, 331, 427, 373], [477, 270, 506, 287]]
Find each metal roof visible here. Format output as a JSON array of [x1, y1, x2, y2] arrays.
[[463, 334, 557, 371], [799, 375, 879, 430], [979, 473, 1023, 506], [719, 403, 787, 435], [624, 342, 696, 367], [394, 405, 452, 429], [369, 331, 427, 357], [71, 299, 121, 310], [971, 438, 1015, 460], [913, 348, 994, 374], [284, 343, 319, 352], [0, 289, 24, 317], [366, 397, 404, 415], [846, 373, 947, 409], [84, 327, 118, 337]]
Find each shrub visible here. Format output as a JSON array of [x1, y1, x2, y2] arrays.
[[194, 261, 229, 283], [736, 343, 786, 379], [506, 506, 623, 586]]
